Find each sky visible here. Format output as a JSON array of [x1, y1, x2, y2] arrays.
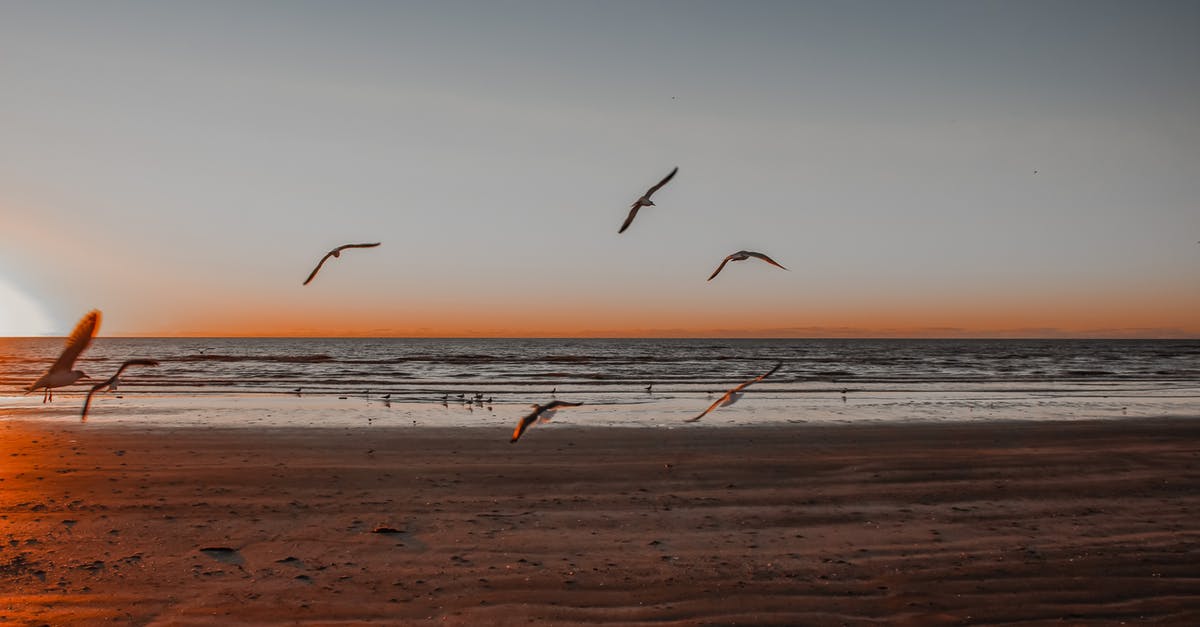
[[1, 0, 1198, 338]]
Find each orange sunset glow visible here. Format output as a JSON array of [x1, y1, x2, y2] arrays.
[[3, 4, 1200, 626], [4, 195, 1198, 338], [0, 0, 1197, 341]]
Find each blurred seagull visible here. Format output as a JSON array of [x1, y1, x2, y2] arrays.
[[685, 362, 781, 423], [80, 359, 160, 422], [619, 167, 678, 234], [510, 400, 584, 443], [25, 310, 101, 403], [707, 250, 788, 281], [303, 242, 381, 285]]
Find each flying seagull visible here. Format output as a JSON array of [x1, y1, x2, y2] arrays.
[[619, 167, 678, 234], [510, 400, 584, 443], [707, 250, 788, 281], [685, 362, 782, 423], [80, 359, 160, 422], [303, 242, 382, 285], [25, 310, 101, 403]]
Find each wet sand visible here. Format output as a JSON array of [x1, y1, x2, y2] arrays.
[[1, 418, 1198, 625]]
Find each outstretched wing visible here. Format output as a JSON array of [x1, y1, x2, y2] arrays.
[[746, 251, 787, 271], [303, 251, 337, 285], [511, 401, 582, 442], [334, 242, 382, 252], [618, 205, 641, 234], [742, 361, 782, 388], [51, 310, 101, 374], [685, 389, 733, 423], [707, 255, 734, 281], [112, 358, 161, 379], [684, 362, 781, 423], [80, 376, 115, 422], [511, 407, 542, 443], [644, 167, 678, 199], [304, 243, 381, 285]]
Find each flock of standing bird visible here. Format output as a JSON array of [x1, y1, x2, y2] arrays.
[[25, 167, 787, 438]]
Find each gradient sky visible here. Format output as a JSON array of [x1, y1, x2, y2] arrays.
[[1, 0, 1198, 337]]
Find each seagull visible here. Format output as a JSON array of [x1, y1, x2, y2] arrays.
[[80, 359, 160, 422], [685, 362, 781, 423], [707, 250, 788, 281], [302, 242, 382, 285], [25, 310, 101, 403], [510, 400, 584, 443], [619, 167, 678, 234]]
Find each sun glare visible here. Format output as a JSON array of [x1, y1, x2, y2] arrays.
[[0, 279, 53, 337]]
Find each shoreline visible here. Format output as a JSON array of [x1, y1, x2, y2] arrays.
[[4, 382, 1196, 429], [2, 417, 1198, 624]]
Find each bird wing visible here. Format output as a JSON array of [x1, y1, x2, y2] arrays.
[[333, 242, 382, 252], [511, 406, 543, 443], [511, 401, 582, 442], [725, 361, 782, 395], [305, 243, 381, 285], [745, 251, 788, 270], [686, 389, 733, 423], [644, 167, 678, 198], [618, 205, 641, 234], [303, 251, 337, 285], [112, 358, 161, 379], [685, 362, 781, 423], [50, 310, 101, 374], [742, 361, 782, 388], [707, 255, 734, 281], [80, 375, 116, 422]]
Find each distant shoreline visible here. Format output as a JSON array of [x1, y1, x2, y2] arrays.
[[6, 335, 1200, 340]]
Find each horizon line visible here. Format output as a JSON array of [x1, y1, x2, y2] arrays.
[[4, 334, 1198, 341]]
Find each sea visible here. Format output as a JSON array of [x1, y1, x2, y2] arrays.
[[1, 338, 1198, 428]]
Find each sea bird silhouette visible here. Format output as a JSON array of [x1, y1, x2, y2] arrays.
[[25, 310, 101, 403], [707, 250, 787, 281], [303, 242, 381, 285], [685, 362, 782, 423], [619, 167, 678, 234], [80, 359, 160, 421], [510, 401, 584, 443]]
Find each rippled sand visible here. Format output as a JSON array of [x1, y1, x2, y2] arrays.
[[1, 418, 1197, 624]]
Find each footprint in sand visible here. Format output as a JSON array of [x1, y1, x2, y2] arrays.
[[199, 547, 245, 566], [370, 526, 428, 551]]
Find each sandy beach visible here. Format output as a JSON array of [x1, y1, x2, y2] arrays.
[[1, 417, 1197, 625]]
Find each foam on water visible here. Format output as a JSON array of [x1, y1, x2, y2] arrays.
[[2, 338, 1197, 427]]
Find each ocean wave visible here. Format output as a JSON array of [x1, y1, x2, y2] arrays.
[[178, 354, 336, 364], [1, 338, 1196, 398]]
